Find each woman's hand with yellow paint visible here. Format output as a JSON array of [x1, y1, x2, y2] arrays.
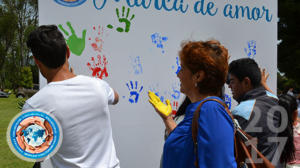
[[148, 91, 172, 118]]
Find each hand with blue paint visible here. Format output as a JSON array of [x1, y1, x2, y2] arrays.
[[148, 90, 172, 118], [126, 81, 143, 103]]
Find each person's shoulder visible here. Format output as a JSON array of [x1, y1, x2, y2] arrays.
[[78, 76, 113, 95], [24, 85, 53, 108], [232, 99, 256, 120], [81, 75, 108, 84], [29, 84, 53, 98], [75, 75, 108, 87], [255, 91, 278, 106], [76, 75, 97, 82], [201, 98, 226, 112], [200, 98, 234, 125], [255, 90, 278, 105], [265, 91, 278, 100], [202, 99, 221, 107]]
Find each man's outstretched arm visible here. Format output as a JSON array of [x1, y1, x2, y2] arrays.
[[112, 89, 119, 105]]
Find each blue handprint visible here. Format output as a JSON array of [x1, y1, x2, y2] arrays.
[[149, 84, 165, 102], [154, 92, 165, 102], [151, 33, 168, 54], [130, 56, 143, 75], [126, 81, 143, 103], [172, 56, 181, 75], [171, 83, 181, 100], [244, 40, 256, 59], [224, 94, 232, 110]]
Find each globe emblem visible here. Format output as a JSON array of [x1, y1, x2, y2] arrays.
[[23, 124, 47, 147], [15, 116, 55, 154], [7, 110, 62, 162], [54, 0, 87, 7]]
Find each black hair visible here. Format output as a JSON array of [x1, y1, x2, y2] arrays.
[[26, 25, 67, 69], [228, 58, 261, 88], [278, 94, 297, 163], [174, 97, 191, 119]]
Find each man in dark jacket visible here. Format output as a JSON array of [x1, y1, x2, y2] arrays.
[[228, 58, 281, 166]]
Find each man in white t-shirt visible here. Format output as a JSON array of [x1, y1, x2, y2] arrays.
[[25, 25, 120, 168]]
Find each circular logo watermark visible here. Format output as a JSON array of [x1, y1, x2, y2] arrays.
[[7, 110, 62, 162], [54, 0, 87, 7]]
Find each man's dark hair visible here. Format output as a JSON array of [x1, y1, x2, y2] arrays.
[[228, 58, 261, 88], [26, 25, 67, 68]]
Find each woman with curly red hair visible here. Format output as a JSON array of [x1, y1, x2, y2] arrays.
[[149, 40, 236, 168]]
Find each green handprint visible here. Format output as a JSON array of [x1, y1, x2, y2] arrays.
[[107, 6, 135, 33], [58, 21, 87, 56]]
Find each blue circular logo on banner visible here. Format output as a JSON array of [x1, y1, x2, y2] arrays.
[[7, 110, 62, 162], [54, 0, 87, 7]]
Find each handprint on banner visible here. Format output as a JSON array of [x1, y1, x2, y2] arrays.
[[87, 54, 108, 79], [149, 84, 165, 102], [224, 94, 232, 110], [151, 33, 168, 54], [89, 25, 104, 53], [130, 56, 143, 75], [171, 101, 179, 117], [126, 81, 144, 103], [107, 6, 135, 33], [172, 56, 181, 75], [244, 40, 256, 59], [58, 21, 86, 56], [170, 83, 181, 100]]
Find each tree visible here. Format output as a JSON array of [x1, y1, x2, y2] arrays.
[[0, 5, 18, 89], [0, 0, 38, 89], [277, 72, 300, 94], [19, 66, 33, 88], [278, 0, 300, 87]]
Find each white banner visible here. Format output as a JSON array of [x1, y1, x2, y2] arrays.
[[39, 0, 277, 167]]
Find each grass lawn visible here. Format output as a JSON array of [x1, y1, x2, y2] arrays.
[[0, 95, 34, 168]]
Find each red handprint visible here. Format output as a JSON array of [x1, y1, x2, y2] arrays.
[[171, 101, 178, 117], [87, 54, 108, 79], [89, 26, 104, 53]]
